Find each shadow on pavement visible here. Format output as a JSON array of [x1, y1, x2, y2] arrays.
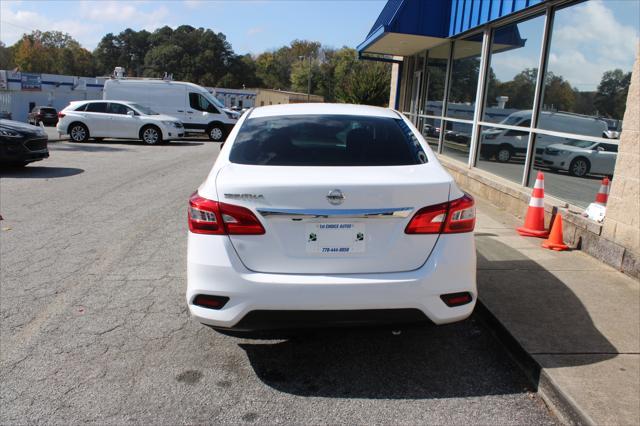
[[475, 236, 617, 371], [237, 316, 536, 399], [0, 166, 84, 178], [78, 139, 206, 147], [50, 143, 129, 152]]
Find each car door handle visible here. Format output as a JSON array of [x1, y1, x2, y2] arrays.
[[187, 111, 194, 114], [177, 110, 184, 113]]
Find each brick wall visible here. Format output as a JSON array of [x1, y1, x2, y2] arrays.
[[602, 46, 640, 255]]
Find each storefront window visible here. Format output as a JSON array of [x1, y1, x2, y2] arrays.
[[528, 132, 617, 208], [483, 14, 546, 125], [540, 0, 639, 138], [440, 120, 472, 162], [446, 33, 483, 120], [401, 56, 415, 113], [422, 43, 449, 119], [422, 118, 442, 149], [525, 0, 639, 208], [476, 125, 529, 184]]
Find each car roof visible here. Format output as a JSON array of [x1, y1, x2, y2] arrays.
[[248, 103, 399, 119], [74, 100, 134, 105]]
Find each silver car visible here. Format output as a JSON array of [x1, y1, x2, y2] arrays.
[[537, 140, 617, 177]]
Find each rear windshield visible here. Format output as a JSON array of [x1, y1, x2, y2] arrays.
[[40, 107, 56, 113], [229, 114, 427, 166]]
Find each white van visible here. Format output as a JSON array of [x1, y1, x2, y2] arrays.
[[480, 110, 608, 162], [103, 79, 239, 141]]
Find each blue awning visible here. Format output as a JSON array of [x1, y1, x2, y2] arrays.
[[357, 0, 452, 57], [358, 0, 543, 57]]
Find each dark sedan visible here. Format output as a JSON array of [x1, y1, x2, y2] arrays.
[[28, 106, 58, 126], [0, 119, 49, 167]]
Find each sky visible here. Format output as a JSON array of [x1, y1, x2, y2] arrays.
[[0, 0, 386, 54], [490, 0, 639, 91]]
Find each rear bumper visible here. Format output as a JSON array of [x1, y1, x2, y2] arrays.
[[187, 232, 477, 329]]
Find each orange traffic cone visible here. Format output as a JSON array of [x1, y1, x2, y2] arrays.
[[517, 171, 549, 238], [542, 214, 569, 251], [594, 177, 610, 206]]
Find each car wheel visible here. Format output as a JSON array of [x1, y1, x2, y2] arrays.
[[569, 158, 590, 177], [141, 125, 162, 145], [496, 145, 513, 163], [207, 125, 225, 141], [69, 123, 89, 142]]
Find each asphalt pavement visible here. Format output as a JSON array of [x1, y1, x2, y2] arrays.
[[1, 139, 556, 424]]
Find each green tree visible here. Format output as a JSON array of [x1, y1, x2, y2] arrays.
[[594, 69, 631, 119], [0, 41, 15, 70], [290, 58, 322, 95], [542, 72, 575, 111], [11, 31, 94, 75], [333, 48, 390, 106]]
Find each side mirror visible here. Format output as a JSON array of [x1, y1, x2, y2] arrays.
[[127, 110, 135, 117]]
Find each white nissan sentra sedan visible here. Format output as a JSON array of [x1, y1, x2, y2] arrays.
[[187, 103, 476, 330]]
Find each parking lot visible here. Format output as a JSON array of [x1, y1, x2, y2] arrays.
[[1, 139, 556, 424]]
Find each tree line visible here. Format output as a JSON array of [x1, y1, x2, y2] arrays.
[[0, 27, 390, 106]]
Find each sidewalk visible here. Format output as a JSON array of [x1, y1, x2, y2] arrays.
[[474, 196, 640, 425]]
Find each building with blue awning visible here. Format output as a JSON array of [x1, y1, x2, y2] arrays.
[[358, 0, 640, 276]]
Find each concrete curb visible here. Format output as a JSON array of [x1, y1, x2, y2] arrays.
[[474, 301, 596, 426]]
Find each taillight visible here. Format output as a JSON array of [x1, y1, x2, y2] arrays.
[[188, 192, 265, 235], [57, 112, 65, 118], [405, 193, 475, 234]]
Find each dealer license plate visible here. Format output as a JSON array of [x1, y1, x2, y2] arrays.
[[305, 223, 365, 254]]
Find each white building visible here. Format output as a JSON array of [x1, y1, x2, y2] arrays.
[[210, 88, 257, 109], [0, 70, 106, 122]]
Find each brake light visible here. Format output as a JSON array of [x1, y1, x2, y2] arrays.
[[405, 193, 475, 234], [188, 192, 265, 235], [57, 112, 65, 118]]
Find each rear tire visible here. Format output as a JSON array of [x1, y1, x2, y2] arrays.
[[495, 145, 513, 163], [569, 157, 590, 177], [69, 123, 89, 142], [207, 124, 225, 142], [140, 125, 162, 145]]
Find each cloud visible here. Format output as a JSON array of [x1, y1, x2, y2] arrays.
[[183, 0, 203, 10], [246, 27, 264, 37], [79, 1, 170, 28], [547, 0, 639, 90], [0, 2, 98, 47]]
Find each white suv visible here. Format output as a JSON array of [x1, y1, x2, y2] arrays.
[[57, 100, 184, 144], [187, 103, 477, 331]]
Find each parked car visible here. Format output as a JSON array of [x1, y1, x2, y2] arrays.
[[480, 110, 608, 162], [56, 100, 184, 145], [28, 106, 58, 126], [537, 140, 617, 177], [0, 111, 12, 120], [103, 77, 239, 141], [0, 119, 49, 167], [186, 103, 477, 331]]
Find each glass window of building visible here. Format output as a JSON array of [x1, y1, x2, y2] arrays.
[[530, 0, 639, 208], [476, 124, 530, 184], [483, 14, 546, 126], [540, 0, 639, 138], [420, 42, 450, 148], [445, 33, 483, 121], [440, 120, 473, 163]]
